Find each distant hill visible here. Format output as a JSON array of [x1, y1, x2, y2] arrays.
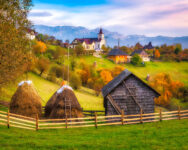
[[33, 25, 188, 49]]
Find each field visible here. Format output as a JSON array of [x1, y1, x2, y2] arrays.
[[74, 56, 188, 85], [0, 119, 187, 150], [0, 72, 103, 111]]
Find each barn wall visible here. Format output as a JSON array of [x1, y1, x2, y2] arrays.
[[105, 75, 157, 116]]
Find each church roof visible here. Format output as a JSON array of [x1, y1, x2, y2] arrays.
[[74, 38, 100, 44], [108, 49, 128, 56]]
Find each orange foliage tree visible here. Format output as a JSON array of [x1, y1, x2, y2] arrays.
[[111, 66, 125, 77], [154, 49, 160, 59], [150, 73, 184, 107], [100, 70, 113, 84], [33, 41, 47, 54]]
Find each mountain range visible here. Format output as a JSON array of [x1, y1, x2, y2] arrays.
[[33, 25, 188, 49]]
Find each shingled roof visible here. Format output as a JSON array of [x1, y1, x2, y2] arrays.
[[108, 49, 128, 56], [74, 38, 100, 44], [102, 69, 160, 98], [130, 49, 148, 56]]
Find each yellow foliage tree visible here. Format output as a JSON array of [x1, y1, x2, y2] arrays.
[[33, 41, 47, 54], [100, 70, 113, 84], [150, 73, 184, 107], [112, 66, 125, 77]]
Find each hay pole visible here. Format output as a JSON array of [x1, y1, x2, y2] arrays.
[[7, 109, 10, 128], [94, 112, 98, 129], [121, 110, 124, 125], [36, 114, 38, 131]]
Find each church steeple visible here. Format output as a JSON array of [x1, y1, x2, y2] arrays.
[[99, 28, 103, 34], [98, 28, 104, 41]]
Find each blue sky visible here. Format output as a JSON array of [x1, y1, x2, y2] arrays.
[[29, 0, 188, 36]]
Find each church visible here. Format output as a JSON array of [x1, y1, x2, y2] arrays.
[[69, 28, 106, 51]]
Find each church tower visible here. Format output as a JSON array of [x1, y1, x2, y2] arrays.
[[98, 28, 106, 50]]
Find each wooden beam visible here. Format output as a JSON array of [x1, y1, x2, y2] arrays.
[[107, 95, 122, 115], [123, 81, 143, 112]]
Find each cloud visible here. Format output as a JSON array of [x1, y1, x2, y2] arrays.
[[29, 0, 188, 36], [29, 11, 52, 17]]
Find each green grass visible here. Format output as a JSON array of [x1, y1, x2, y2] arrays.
[[74, 56, 188, 85], [0, 72, 103, 111], [0, 119, 187, 150]]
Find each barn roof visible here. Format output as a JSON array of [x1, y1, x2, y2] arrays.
[[102, 69, 160, 97], [108, 49, 128, 56]]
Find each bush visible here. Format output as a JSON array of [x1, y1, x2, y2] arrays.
[[70, 73, 82, 90], [131, 54, 142, 66], [50, 65, 63, 78]]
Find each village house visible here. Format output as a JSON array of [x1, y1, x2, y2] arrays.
[[26, 29, 36, 40], [107, 49, 128, 64], [69, 28, 106, 51], [131, 49, 150, 62], [102, 69, 160, 116]]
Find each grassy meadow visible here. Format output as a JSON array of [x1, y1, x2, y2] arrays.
[[0, 119, 187, 150], [0, 72, 103, 111], [74, 56, 188, 85]]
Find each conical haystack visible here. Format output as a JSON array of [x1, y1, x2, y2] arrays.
[[45, 85, 83, 119], [10, 81, 42, 118]]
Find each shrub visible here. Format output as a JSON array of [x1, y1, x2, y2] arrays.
[[70, 73, 82, 90], [37, 57, 50, 76], [131, 54, 142, 66]]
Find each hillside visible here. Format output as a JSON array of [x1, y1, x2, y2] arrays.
[[0, 72, 103, 111], [0, 119, 187, 150], [34, 25, 188, 48], [73, 56, 188, 86]]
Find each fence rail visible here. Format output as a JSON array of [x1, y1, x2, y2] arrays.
[[0, 109, 188, 131]]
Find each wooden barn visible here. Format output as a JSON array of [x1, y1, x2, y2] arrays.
[[102, 69, 160, 116]]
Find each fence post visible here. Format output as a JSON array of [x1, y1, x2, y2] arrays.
[[178, 106, 181, 120], [159, 109, 162, 122], [36, 114, 38, 131], [65, 115, 68, 129], [7, 109, 10, 128], [121, 110, 124, 125], [140, 109, 143, 124], [94, 112, 98, 129]]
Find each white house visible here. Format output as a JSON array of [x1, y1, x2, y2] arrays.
[[69, 28, 106, 51]]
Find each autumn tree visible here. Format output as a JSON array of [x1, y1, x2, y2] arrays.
[[101, 45, 109, 53], [70, 73, 82, 90], [33, 41, 47, 54], [150, 73, 184, 107], [0, 0, 33, 88], [112, 66, 125, 77], [134, 42, 143, 50], [74, 43, 84, 56], [154, 49, 160, 59], [100, 70, 113, 84], [37, 57, 50, 76]]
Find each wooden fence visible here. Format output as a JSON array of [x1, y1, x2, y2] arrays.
[[0, 108, 188, 131]]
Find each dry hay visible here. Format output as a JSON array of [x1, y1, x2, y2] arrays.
[[10, 81, 42, 118], [45, 86, 83, 119]]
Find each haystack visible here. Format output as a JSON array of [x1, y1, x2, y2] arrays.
[[10, 81, 42, 118], [45, 85, 83, 119]]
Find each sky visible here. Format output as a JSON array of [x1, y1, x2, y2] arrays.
[[29, 0, 188, 37]]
